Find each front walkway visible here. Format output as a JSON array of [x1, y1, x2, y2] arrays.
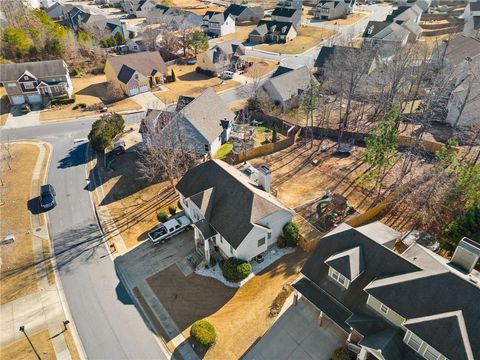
[[243, 298, 347, 360]]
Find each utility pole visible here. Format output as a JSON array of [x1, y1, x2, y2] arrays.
[[19, 326, 42, 360]]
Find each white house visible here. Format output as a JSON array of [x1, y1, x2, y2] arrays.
[[176, 160, 294, 262], [202, 11, 236, 37]]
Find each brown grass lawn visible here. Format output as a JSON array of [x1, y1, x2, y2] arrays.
[[244, 57, 278, 78], [147, 250, 307, 359], [1, 86, 9, 126], [0, 330, 56, 360], [40, 75, 141, 122], [255, 26, 338, 54], [210, 23, 257, 43], [321, 11, 369, 26], [171, 0, 225, 15], [153, 64, 240, 105], [0, 144, 40, 304]]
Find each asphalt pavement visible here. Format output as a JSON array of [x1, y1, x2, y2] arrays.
[[1, 112, 170, 360]]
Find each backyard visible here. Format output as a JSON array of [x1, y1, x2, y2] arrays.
[[244, 57, 279, 78], [210, 23, 258, 43], [40, 75, 142, 122], [255, 26, 338, 54], [172, 0, 226, 15], [147, 249, 307, 359], [153, 64, 240, 105]]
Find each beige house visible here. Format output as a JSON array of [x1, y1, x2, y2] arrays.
[[197, 41, 246, 75], [104, 51, 168, 97]]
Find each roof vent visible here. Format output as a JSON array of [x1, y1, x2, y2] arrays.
[[451, 237, 480, 274]]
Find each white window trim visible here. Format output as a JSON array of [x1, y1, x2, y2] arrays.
[[328, 267, 348, 288], [404, 331, 446, 360], [379, 303, 389, 315]]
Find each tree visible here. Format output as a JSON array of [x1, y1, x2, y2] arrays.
[[44, 38, 63, 57], [362, 109, 399, 200], [2, 27, 31, 59], [88, 113, 125, 151], [441, 206, 480, 252], [272, 126, 278, 143], [282, 221, 299, 246], [187, 30, 208, 55], [159, 31, 181, 60], [106, 81, 124, 101], [161, 0, 173, 5], [114, 31, 127, 46]]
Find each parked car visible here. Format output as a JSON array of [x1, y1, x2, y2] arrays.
[[186, 57, 197, 65], [219, 70, 235, 80], [148, 214, 192, 244], [113, 140, 126, 156], [20, 104, 31, 114], [127, 14, 136, 18], [40, 184, 56, 210]]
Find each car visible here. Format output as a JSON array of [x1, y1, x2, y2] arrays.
[[127, 14, 136, 18], [186, 57, 197, 65], [40, 184, 56, 210], [148, 214, 192, 244], [219, 70, 235, 80], [20, 104, 31, 114]]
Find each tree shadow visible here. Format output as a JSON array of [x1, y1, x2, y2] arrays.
[[58, 142, 89, 169], [178, 72, 211, 82]]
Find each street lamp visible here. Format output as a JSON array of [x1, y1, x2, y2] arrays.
[[63, 320, 70, 331]]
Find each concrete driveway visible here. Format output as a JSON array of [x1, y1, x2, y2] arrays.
[[4, 107, 41, 129], [243, 298, 347, 360], [131, 91, 166, 110]]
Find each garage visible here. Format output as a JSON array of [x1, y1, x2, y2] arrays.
[[11, 95, 25, 105], [139, 85, 149, 93], [129, 87, 139, 96], [27, 94, 42, 104]]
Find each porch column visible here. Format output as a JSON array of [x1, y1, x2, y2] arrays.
[[194, 227, 199, 249], [317, 311, 323, 326], [204, 239, 210, 263], [293, 290, 298, 306]]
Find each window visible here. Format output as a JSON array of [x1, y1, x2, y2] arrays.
[[24, 82, 34, 90], [424, 347, 441, 360], [24, 75, 29, 80], [267, 232, 271, 240], [258, 237, 265, 247], [379, 303, 389, 315], [406, 333, 422, 352], [329, 267, 348, 288], [7, 83, 16, 88]]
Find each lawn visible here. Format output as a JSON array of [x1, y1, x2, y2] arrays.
[[255, 26, 338, 54], [0, 143, 41, 304], [40, 75, 141, 122], [153, 64, 240, 105], [0, 330, 56, 360], [321, 11, 369, 25], [210, 23, 257, 43], [172, 0, 225, 15], [244, 57, 278, 78], [1, 86, 9, 126], [254, 124, 286, 146], [214, 142, 234, 159], [147, 249, 308, 360]]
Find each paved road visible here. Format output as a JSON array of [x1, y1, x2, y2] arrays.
[[1, 113, 170, 360]]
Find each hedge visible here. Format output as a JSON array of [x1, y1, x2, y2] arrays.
[[190, 320, 216, 349], [157, 210, 169, 222], [51, 95, 76, 106], [222, 257, 252, 282], [283, 221, 299, 246], [168, 205, 176, 215]]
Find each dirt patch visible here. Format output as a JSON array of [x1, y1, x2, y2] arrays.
[[171, 0, 225, 15], [255, 26, 338, 54], [147, 250, 307, 359], [0, 330, 55, 360], [153, 64, 240, 105], [0, 143, 40, 304], [268, 284, 293, 318], [244, 57, 278, 78]]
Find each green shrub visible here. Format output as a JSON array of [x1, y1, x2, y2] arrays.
[[157, 210, 169, 222], [51, 95, 75, 106], [331, 346, 355, 360], [277, 234, 286, 248], [283, 221, 299, 247], [177, 200, 183, 210], [168, 205, 176, 215], [190, 320, 216, 349], [222, 258, 252, 282]]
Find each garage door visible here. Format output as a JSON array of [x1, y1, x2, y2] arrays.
[[129, 87, 139, 96], [27, 94, 42, 104], [139, 85, 149, 93], [11, 95, 25, 105]]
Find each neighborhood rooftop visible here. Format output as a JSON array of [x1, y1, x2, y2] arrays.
[[0, 60, 68, 82]]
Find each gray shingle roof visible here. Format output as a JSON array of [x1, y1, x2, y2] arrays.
[[106, 51, 167, 81], [176, 159, 291, 249], [325, 246, 364, 280], [263, 66, 315, 102], [443, 35, 480, 66], [272, 7, 297, 17], [254, 20, 294, 36], [0, 60, 67, 82]]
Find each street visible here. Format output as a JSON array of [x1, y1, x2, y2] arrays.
[[1, 113, 170, 360]]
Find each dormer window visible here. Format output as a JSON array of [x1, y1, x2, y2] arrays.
[[328, 267, 349, 288]]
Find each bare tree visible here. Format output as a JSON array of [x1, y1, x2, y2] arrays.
[[106, 81, 124, 102]]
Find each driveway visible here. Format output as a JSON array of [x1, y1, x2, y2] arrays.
[[243, 298, 347, 360], [131, 91, 166, 110], [4, 107, 40, 129]]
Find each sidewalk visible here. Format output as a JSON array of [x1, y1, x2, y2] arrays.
[[0, 141, 85, 360]]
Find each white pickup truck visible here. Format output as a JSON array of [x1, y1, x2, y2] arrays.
[[148, 214, 192, 244]]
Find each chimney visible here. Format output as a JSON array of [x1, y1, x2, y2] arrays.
[[451, 237, 480, 274], [257, 165, 271, 193]]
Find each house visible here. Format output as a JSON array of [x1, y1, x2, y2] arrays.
[[135, 0, 156, 17], [197, 41, 247, 75], [46, 2, 73, 20], [362, 20, 410, 56], [277, 0, 304, 10], [140, 88, 235, 157], [292, 222, 480, 360], [248, 20, 297, 44], [271, 7, 302, 27], [176, 160, 294, 262], [314, 45, 377, 75], [202, 11, 236, 37], [147, 6, 203, 30], [445, 74, 480, 127], [120, 0, 141, 15], [463, 2, 480, 39], [314, 0, 355, 20], [224, 4, 264, 22], [0, 60, 73, 106], [261, 66, 317, 111], [386, 5, 423, 24], [104, 51, 168, 96]]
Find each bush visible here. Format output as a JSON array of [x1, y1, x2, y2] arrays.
[[88, 113, 125, 151], [72, 102, 87, 110], [222, 258, 252, 282], [190, 320, 216, 349], [157, 210, 169, 222], [277, 234, 286, 248], [283, 221, 299, 247], [177, 200, 183, 210], [51, 95, 76, 106], [168, 205, 176, 215], [332, 346, 355, 360]]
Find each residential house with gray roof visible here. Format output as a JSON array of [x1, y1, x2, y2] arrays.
[[271, 6, 302, 27], [202, 11, 236, 37], [140, 88, 235, 156], [291, 222, 480, 360], [314, 0, 355, 20], [261, 66, 317, 111], [0, 60, 73, 106], [176, 159, 294, 262], [224, 4, 264, 22], [248, 20, 297, 44], [197, 41, 247, 75], [362, 20, 410, 57]]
